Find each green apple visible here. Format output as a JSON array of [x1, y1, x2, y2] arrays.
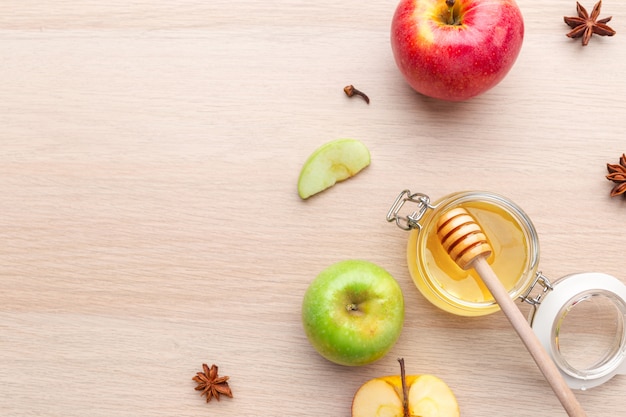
[[301, 260, 404, 366], [297, 138, 371, 199]]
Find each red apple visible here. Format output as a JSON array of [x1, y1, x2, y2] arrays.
[[391, 0, 524, 101]]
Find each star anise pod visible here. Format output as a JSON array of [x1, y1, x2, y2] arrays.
[[606, 153, 626, 197], [192, 363, 233, 403], [564, 1, 616, 46]]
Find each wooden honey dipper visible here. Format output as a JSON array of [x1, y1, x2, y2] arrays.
[[437, 208, 587, 417]]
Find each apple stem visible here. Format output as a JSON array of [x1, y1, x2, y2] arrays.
[[398, 358, 410, 417], [446, 0, 456, 25]]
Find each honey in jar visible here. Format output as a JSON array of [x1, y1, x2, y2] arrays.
[[389, 191, 539, 316]]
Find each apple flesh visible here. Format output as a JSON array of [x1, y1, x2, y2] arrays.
[[391, 0, 524, 101], [352, 372, 460, 417], [297, 138, 370, 199], [301, 260, 404, 366]]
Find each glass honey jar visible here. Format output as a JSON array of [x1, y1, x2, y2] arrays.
[[387, 189, 626, 389]]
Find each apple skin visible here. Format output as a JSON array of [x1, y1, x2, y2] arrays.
[[391, 0, 524, 101], [301, 260, 404, 366]]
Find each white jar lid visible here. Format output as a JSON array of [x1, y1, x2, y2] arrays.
[[531, 272, 626, 390]]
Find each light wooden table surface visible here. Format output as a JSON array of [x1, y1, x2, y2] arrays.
[[2, 1, 625, 416]]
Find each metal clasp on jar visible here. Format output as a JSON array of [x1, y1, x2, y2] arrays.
[[520, 271, 554, 324], [386, 190, 434, 231]]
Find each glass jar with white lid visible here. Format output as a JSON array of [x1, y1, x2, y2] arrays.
[[387, 189, 626, 390]]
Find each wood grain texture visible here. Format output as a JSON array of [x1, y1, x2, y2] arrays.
[[1, 1, 625, 416]]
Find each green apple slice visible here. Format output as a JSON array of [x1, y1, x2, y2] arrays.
[[297, 138, 371, 199]]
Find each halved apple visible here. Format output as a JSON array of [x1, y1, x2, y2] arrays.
[[297, 138, 371, 199], [351, 360, 459, 417]]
